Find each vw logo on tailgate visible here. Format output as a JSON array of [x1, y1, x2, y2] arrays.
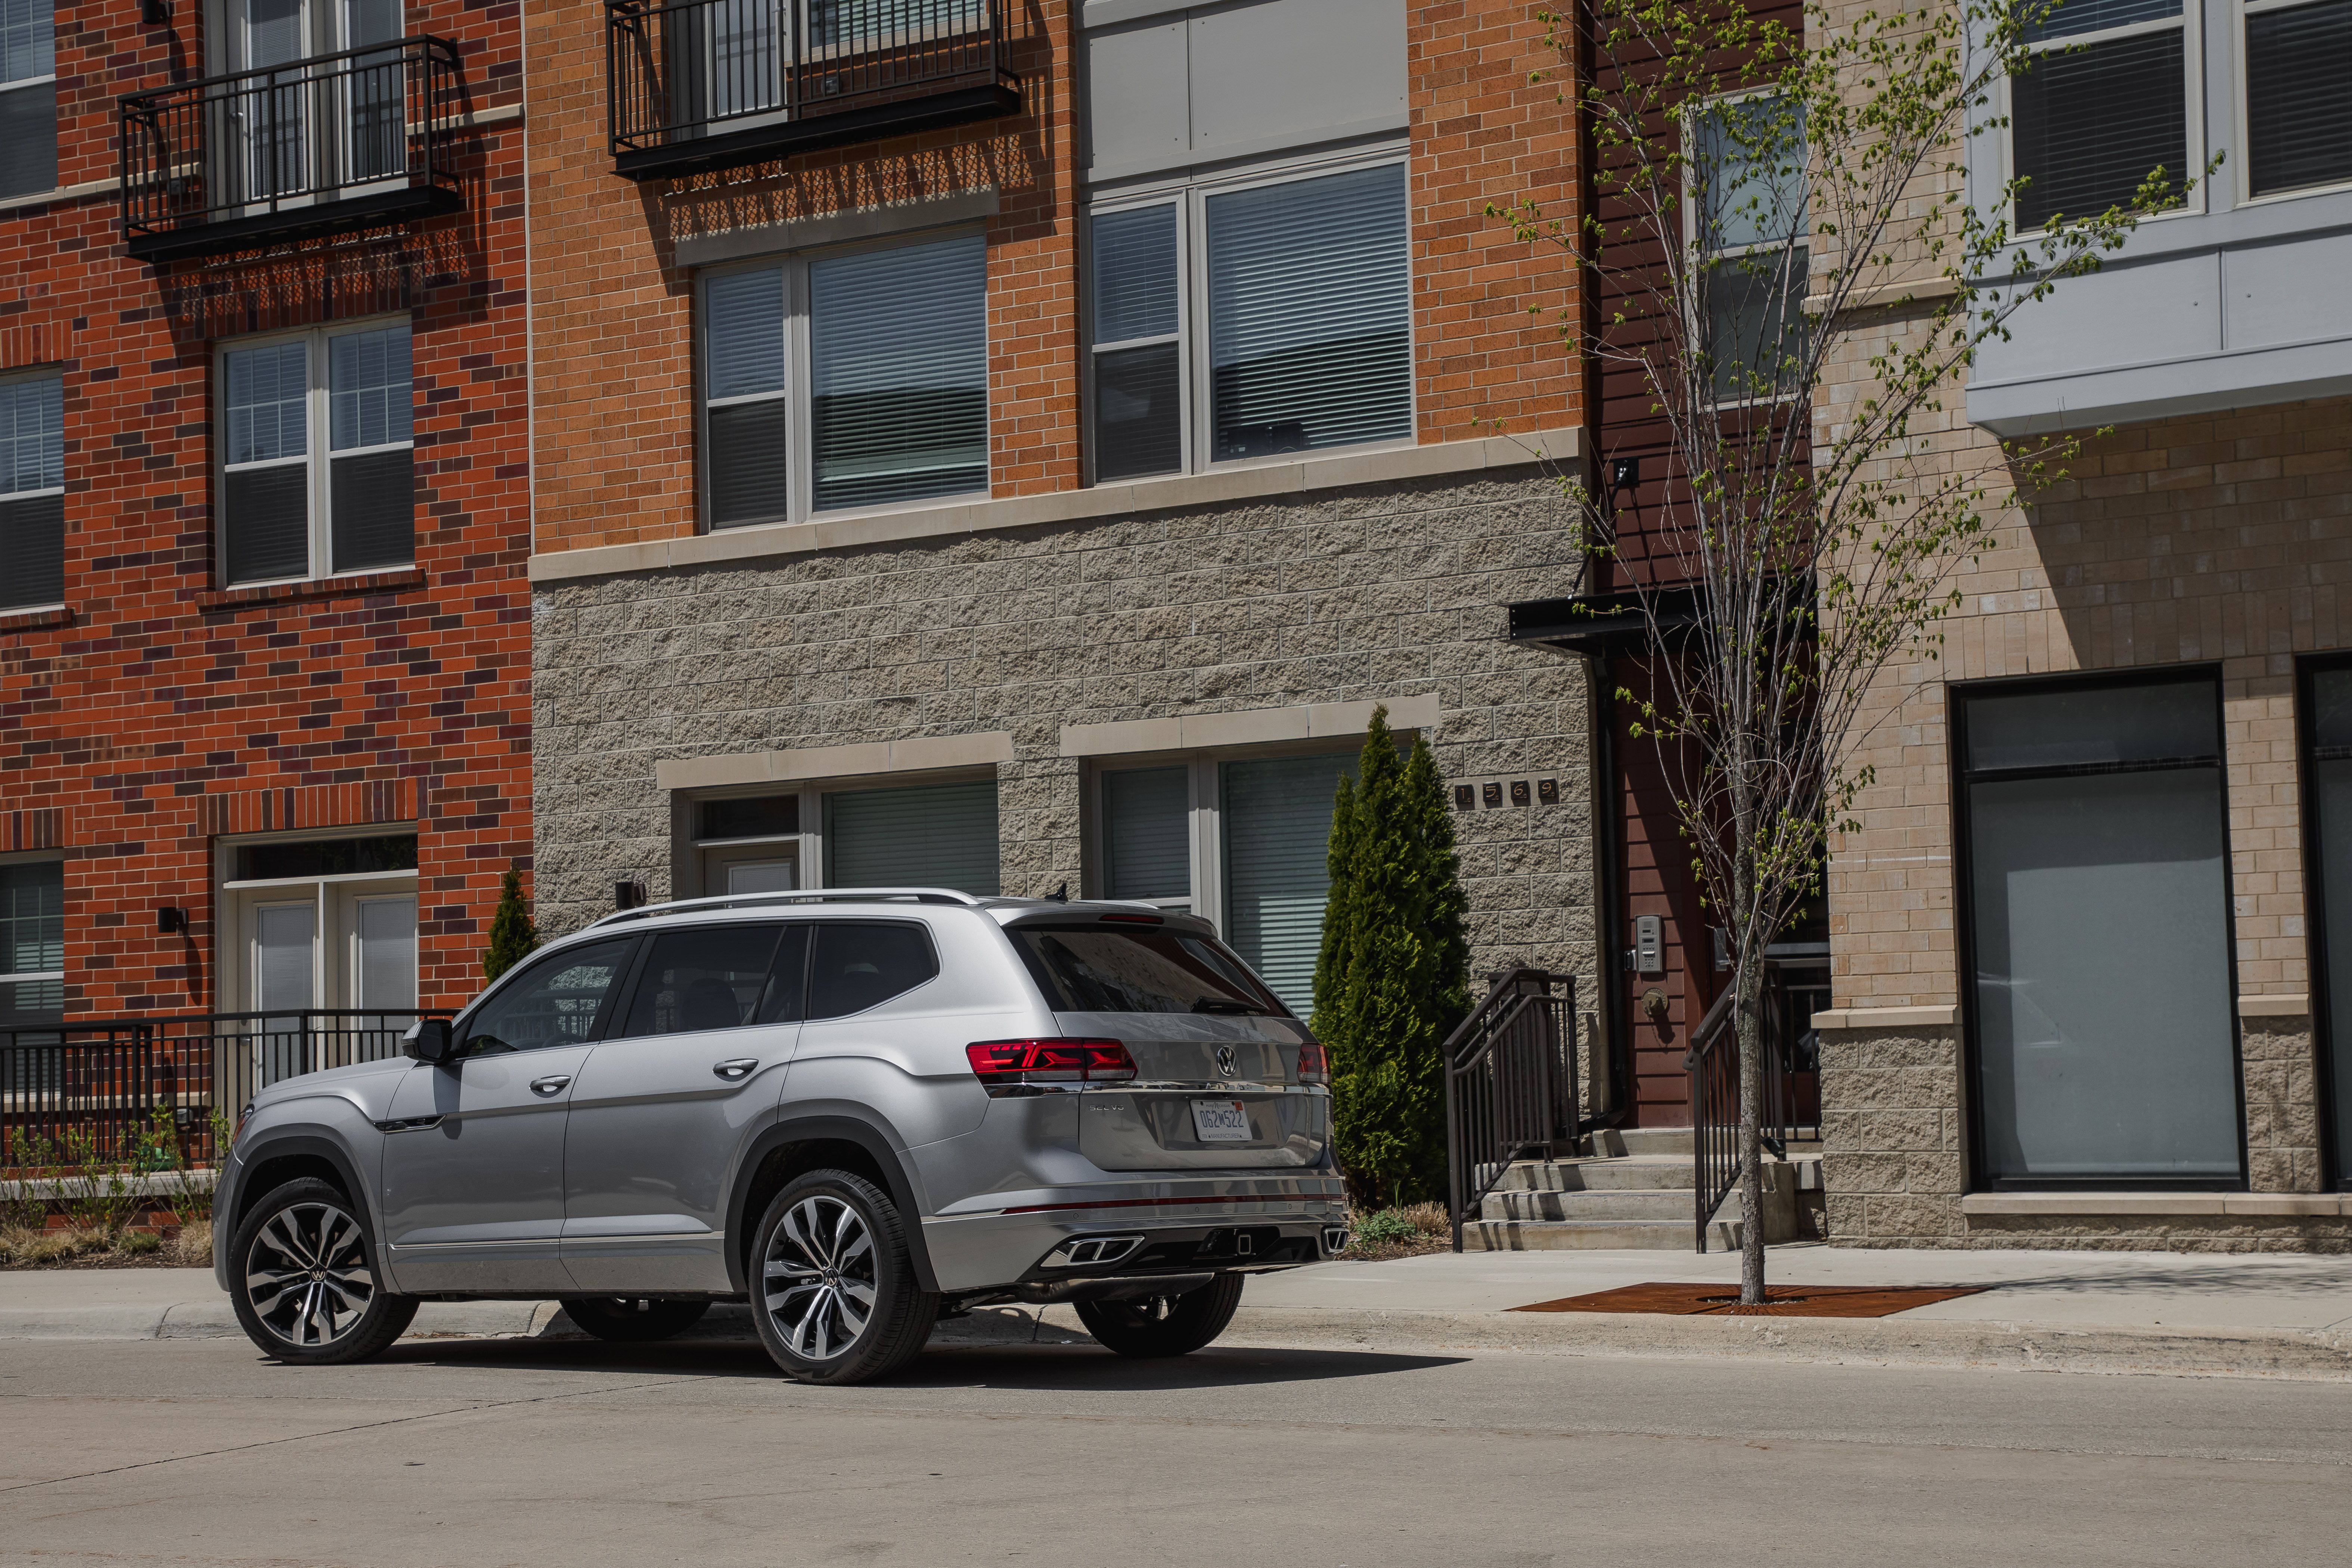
[[1215, 1044, 1238, 1078]]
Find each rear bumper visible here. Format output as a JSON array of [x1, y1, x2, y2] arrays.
[[921, 1176, 1347, 1294]]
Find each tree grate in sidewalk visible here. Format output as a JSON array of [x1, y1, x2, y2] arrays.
[[1508, 1283, 1991, 1318]]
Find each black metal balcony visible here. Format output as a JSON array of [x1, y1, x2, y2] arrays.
[[118, 37, 465, 263], [606, 0, 1021, 181]]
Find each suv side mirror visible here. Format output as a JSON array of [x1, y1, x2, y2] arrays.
[[404, 1017, 456, 1064]]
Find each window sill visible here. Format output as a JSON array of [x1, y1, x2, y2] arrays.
[[1960, 1193, 2348, 1218], [530, 426, 1588, 586], [198, 568, 424, 609], [0, 605, 72, 632]]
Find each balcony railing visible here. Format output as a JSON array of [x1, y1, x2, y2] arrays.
[[606, 0, 1021, 180], [118, 37, 465, 263]]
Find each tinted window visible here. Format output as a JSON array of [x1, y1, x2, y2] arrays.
[[807, 923, 938, 1019], [462, 939, 634, 1056], [1012, 925, 1287, 1016], [617, 923, 806, 1037]]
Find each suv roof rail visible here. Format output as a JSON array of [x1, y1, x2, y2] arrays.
[[586, 887, 987, 929]]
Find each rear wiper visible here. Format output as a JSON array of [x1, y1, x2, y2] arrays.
[[1191, 997, 1266, 1015]]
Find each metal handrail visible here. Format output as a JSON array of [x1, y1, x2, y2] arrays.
[[117, 35, 463, 247], [1685, 981, 1818, 1252], [605, 0, 1008, 155], [1444, 969, 1577, 1252]]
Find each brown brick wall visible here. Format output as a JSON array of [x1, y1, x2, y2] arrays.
[[0, 0, 534, 1015]]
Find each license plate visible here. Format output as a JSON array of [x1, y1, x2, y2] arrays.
[[1190, 1098, 1253, 1143]]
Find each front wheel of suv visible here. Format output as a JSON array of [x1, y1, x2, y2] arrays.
[[229, 1177, 418, 1364], [750, 1170, 937, 1385], [1074, 1273, 1245, 1358], [559, 1297, 712, 1342]]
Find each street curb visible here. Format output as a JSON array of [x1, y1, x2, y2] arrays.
[[1206, 1306, 2352, 1381]]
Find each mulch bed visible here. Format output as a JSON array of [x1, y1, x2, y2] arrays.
[[1509, 1282, 1989, 1318]]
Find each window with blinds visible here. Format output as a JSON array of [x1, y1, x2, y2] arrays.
[[699, 230, 989, 526], [823, 777, 1000, 896], [1220, 752, 1356, 1016], [220, 323, 415, 586], [0, 859, 63, 1028], [1085, 157, 1410, 482], [2246, 0, 2352, 198], [1689, 93, 1808, 401], [1102, 766, 1190, 907], [2010, 0, 2191, 233], [0, 0, 55, 201], [0, 373, 63, 611]]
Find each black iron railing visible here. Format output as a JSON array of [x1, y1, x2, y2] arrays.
[[1444, 970, 1578, 1251], [2, 1012, 432, 1169], [1685, 977, 1821, 1251], [606, 0, 1019, 177], [118, 36, 465, 261]]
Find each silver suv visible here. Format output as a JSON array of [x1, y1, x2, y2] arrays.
[[214, 890, 1346, 1383]]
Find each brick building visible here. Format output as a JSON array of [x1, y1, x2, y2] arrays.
[[519, 1, 1603, 1028], [0, 0, 533, 1034]]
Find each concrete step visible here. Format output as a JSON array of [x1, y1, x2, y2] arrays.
[[1481, 1187, 1697, 1223], [1464, 1217, 1735, 1252], [1494, 1155, 1695, 1193], [1580, 1126, 1696, 1159]]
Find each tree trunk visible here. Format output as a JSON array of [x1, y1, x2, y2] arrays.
[[1735, 944, 1768, 1305]]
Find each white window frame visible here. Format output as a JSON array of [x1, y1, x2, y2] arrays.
[[2234, 0, 2352, 206], [214, 315, 415, 588], [1679, 87, 1811, 409], [1083, 143, 1417, 486], [212, 828, 419, 1014], [0, 365, 66, 613], [695, 226, 992, 532], [0, 852, 66, 1021], [0, 0, 57, 176], [2001, 0, 2207, 237]]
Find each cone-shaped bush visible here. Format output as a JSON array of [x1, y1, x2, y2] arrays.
[[483, 866, 539, 984], [1311, 707, 1471, 1207]]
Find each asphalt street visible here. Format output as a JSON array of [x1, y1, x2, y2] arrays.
[[3, 1328, 2350, 1567]]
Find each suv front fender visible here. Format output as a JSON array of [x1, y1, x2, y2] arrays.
[[723, 1114, 940, 1295]]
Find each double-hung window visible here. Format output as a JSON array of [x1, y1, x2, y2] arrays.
[[700, 229, 989, 527], [0, 373, 63, 611], [0, 0, 55, 202], [1087, 158, 1412, 483], [1688, 93, 1809, 401], [219, 322, 415, 586], [2009, 0, 2195, 232], [2243, 0, 2352, 199], [0, 859, 63, 1029]]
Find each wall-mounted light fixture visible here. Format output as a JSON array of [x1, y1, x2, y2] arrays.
[[140, 0, 170, 24], [1609, 455, 1640, 491], [157, 905, 189, 934], [614, 881, 647, 911]]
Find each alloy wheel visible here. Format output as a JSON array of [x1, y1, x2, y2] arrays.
[[762, 1194, 877, 1360], [244, 1201, 376, 1348]]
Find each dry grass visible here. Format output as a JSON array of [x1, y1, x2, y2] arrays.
[[0, 1219, 213, 1270], [1342, 1201, 1453, 1261]]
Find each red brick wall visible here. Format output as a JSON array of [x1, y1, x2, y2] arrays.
[[0, 0, 532, 1016]]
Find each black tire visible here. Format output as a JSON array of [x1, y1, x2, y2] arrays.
[[229, 1177, 419, 1365], [750, 1169, 937, 1386], [1075, 1274, 1245, 1358], [559, 1297, 712, 1342]]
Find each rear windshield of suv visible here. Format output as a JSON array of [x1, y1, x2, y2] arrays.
[[1011, 924, 1290, 1016]]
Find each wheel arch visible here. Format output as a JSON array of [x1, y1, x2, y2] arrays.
[[726, 1116, 939, 1295], [231, 1135, 372, 1239]]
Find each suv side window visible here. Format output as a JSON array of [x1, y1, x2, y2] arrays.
[[460, 938, 636, 1056], [615, 922, 807, 1038], [807, 922, 938, 1019]]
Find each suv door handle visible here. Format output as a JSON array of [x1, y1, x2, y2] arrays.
[[713, 1059, 758, 1081], [530, 1074, 573, 1094]]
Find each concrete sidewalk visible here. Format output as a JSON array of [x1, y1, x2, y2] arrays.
[[9, 1245, 2352, 1378]]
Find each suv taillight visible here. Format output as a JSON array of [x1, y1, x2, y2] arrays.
[[1296, 1039, 1329, 1084], [966, 1038, 1136, 1093]]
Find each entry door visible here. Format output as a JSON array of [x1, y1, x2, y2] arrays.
[[251, 899, 317, 1081], [228, 0, 314, 202], [338, 0, 405, 187], [377, 937, 635, 1294], [561, 923, 806, 1292], [703, 842, 797, 895]]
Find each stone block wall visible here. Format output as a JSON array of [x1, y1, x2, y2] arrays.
[[530, 468, 1598, 999]]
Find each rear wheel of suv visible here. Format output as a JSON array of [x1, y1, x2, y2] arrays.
[[1075, 1273, 1245, 1358], [559, 1297, 712, 1342], [750, 1170, 937, 1385], [229, 1177, 418, 1364]]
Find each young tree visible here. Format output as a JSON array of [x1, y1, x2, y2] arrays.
[[483, 866, 539, 984], [1313, 707, 1473, 1207], [1498, 0, 2190, 1300]]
